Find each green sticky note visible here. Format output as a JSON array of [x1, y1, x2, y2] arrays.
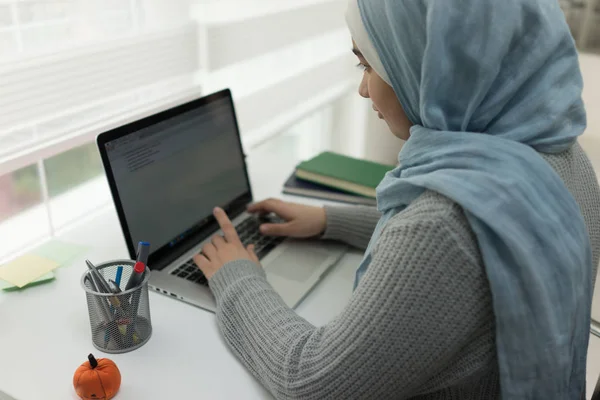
[[0, 240, 86, 292], [0, 271, 56, 291], [31, 240, 88, 267], [0, 388, 18, 400]]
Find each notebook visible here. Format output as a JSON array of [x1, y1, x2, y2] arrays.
[[295, 152, 394, 198], [283, 173, 377, 206]]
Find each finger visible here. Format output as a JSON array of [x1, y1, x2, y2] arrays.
[[213, 207, 241, 244], [193, 253, 210, 270], [246, 198, 276, 213], [201, 242, 217, 260], [247, 244, 260, 264], [260, 222, 294, 237], [247, 198, 290, 218], [211, 234, 226, 248]]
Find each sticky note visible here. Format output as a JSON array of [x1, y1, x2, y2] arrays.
[[0, 254, 60, 288], [0, 271, 55, 291], [0, 388, 18, 400], [32, 240, 88, 266]]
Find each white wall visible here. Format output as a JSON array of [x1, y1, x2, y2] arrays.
[[329, 91, 403, 165], [329, 92, 368, 158], [363, 110, 403, 165], [580, 52, 600, 175], [578, 52, 600, 325]]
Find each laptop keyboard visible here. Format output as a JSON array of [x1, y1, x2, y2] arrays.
[[237, 216, 285, 258], [171, 216, 285, 286], [172, 260, 208, 286]]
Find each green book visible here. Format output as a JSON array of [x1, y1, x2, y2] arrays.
[[295, 152, 394, 198]]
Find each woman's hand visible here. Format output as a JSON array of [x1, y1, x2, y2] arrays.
[[193, 207, 259, 280], [247, 198, 327, 238]]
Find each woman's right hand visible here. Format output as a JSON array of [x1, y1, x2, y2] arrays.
[[247, 198, 327, 238]]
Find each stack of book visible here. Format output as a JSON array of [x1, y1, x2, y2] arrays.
[[283, 152, 395, 206]]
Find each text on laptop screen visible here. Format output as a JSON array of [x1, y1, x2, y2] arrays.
[[104, 97, 249, 251]]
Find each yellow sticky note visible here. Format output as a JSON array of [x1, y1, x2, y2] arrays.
[[0, 254, 59, 288]]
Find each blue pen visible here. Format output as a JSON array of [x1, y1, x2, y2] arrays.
[[115, 266, 123, 289]]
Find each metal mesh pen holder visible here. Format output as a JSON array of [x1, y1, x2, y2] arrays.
[[81, 259, 152, 354]]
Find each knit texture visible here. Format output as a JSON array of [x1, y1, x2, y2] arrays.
[[322, 205, 381, 250], [209, 143, 600, 400]]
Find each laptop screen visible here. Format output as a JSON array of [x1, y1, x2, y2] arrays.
[[101, 92, 250, 266]]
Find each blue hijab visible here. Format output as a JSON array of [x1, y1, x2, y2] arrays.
[[352, 0, 592, 398]]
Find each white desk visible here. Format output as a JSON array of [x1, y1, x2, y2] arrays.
[[0, 136, 363, 400]]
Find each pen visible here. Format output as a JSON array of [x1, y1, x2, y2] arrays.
[[85, 275, 113, 323], [86, 260, 126, 316], [105, 291, 127, 319], [126, 291, 142, 346], [108, 279, 131, 313], [86, 275, 115, 347], [85, 260, 112, 294], [111, 279, 141, 344], [107, 279, 117, 345], [125, 261, 146, 291], [136, 242, 150, 265], [88, 272, 111, 304], [124, 261, 147, 346], [115, 266, 123, 288], [123, 260, 145, 346], [109, 280, 122, 293]]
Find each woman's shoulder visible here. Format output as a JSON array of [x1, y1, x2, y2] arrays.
[[394, 190, 464, 222], [541, 142, 600, 280], [389, 190, 469, 231], [540, 141, 598, 192], [385, 190, 482, 263]]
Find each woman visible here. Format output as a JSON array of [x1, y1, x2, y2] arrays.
[[194, 0, 600, 398]]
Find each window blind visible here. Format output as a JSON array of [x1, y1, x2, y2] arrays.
[[193, 0, 356, 148], [560, 0, 600, 49], [0, 0, 199, 176], [0, 0, 359, 261], [1, 0, 356, 175]]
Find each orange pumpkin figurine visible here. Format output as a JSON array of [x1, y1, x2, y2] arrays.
[[73, 353, 121, 400]]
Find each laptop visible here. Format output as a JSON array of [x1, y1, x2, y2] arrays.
[[97, 89, 347, 312]]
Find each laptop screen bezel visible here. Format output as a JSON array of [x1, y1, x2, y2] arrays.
[[96, 89, 253, 271]]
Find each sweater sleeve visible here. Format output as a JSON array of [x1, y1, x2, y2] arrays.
[[322, 205, 381, 250], [208, 214, 494, 400]]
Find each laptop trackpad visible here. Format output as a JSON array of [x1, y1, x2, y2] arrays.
[[266, 245, 329, 283]]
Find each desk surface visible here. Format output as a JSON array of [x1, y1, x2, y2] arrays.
[[0, 135, 362, 400]]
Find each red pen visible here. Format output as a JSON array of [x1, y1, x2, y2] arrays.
[[125, 261, 145, 291]]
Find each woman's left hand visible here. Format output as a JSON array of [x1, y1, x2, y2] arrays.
[[193, 207, 260, 280]]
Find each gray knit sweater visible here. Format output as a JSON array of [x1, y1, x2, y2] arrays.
[[209, 142, 600, 400]]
